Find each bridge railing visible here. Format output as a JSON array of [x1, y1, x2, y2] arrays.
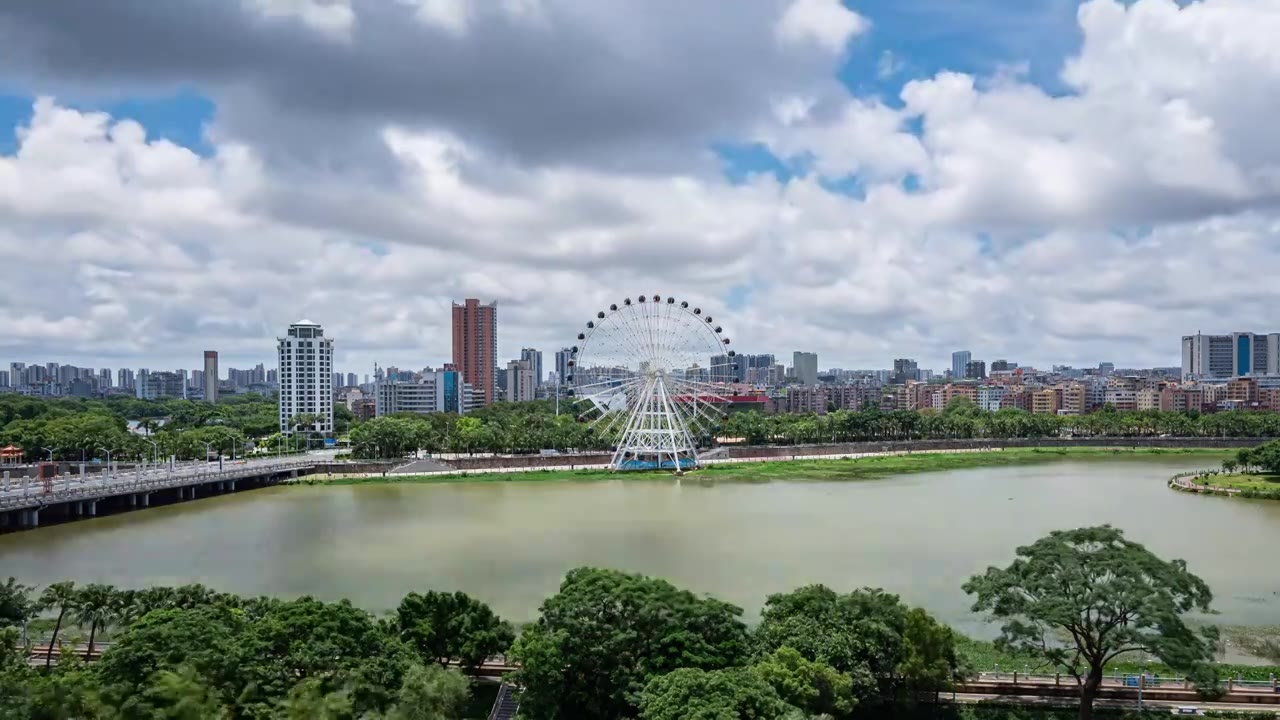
[[0, 460, 315, 511]]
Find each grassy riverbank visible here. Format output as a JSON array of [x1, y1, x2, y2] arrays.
[[958, 631, 1280, 680], [307, 446, 1234, 486], [1171, 470, 1280, 500]]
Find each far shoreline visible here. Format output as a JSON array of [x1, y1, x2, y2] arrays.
[[295, 446, 1234, 487]]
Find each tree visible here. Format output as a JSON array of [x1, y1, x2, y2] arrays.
[[139, 666, 233, 720], [752, 647, 862, 717], [95, 606, 246, 719], [963, 525, 1218, 720], [638, 667, 791, 720], [510, 567, 752, 720], [384, 663, 470, 720], [74, 583, 118, 661], [755, 584, 962, 705], [899, 607, 966, 698], [393, 591, 514, 671], [0, 577, 34, 630], [36, 581, 78, 668], [756, 585, 903, 687]]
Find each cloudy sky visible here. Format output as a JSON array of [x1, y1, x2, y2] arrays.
[[1, 0, 1277, 377]]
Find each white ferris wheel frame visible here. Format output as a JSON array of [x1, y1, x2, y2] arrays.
[[568, 294, 736, 471]]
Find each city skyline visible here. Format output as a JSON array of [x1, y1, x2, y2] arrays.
[[3, 2, 1279, 376]]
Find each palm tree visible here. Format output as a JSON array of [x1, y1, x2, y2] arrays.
[[113, 588, 141, 628], [36, 581, 77, 668], [74, 583, 117, 661]]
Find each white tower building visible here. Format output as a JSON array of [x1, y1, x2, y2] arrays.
[[278, 320, 334, 438]]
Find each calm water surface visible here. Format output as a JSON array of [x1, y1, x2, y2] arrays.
[[3, 459, 1278, 637]]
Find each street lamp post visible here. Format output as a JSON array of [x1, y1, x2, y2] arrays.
[[96, 447, 113, 479], [41, 447, 54, 462], [199, 441, 215, 463], [1138, 649, 1145, 712], [143, 439, 159, 466]]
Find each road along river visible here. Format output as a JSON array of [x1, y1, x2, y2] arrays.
[[2, 457, 1276, 643]]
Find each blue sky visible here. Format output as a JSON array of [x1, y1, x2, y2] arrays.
[[0, 89, 215, 156], [715, 0, 1086, 184]]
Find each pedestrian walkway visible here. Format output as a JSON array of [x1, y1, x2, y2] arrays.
[[388, 458, 455, 474], [487, 682, 521, 720]]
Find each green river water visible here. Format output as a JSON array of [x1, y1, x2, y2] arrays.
[[2, 458, 1276, 643]]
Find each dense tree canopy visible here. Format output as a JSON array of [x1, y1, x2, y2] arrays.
[[393, 591, 515, 671], [5, 390, 1280, 463], [638, 666, 791, 720], [755, 585, 963, 705], [510, 567, 753, 720], [1231, 439, 1280, 474], [4, 581, 498, 720], [964, 526, 1218, 720]]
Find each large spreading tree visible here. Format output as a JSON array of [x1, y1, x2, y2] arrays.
[[509, 567, 752, 720], [392, 590, 514, 671], [963, 525, 1217, 720]]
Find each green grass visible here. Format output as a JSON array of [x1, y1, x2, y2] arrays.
[[957, 634, 1280, 681], [304, 446, 1235, 487], [1204, 473, 1280, 492], [1175, 470, 1280, 500]]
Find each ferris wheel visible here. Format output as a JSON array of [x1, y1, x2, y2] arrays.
[[566, 295, 735, 471]]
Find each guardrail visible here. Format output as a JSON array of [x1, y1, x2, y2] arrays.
[[975, 670, 1280, 693], [0, 460, 315, 512]]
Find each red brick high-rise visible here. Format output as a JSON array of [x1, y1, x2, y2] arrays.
[[452, 299, 497, 405]]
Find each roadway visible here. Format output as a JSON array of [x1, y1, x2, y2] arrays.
[[0, 450, 337, 514]]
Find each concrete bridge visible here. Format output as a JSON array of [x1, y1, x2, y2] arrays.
[[0, 457, 316, 531]]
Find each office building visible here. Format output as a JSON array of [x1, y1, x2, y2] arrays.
[[117, 368, 134, 391], [346, 372, 358, 389], [965, 360, 986, 380], [278, 320, 335, 436], [452, 299, 498, 405], [376, 369, 469, 416], [203, 351, 219, 403], [505, 359, 536, 403], [8, 363, 24, 389], [554, 348, 572, 387], [891, 358, 918, 384], [793, 351, 818, 385], [0, 370, 8, 387], [520, 348, 544, 387], [1182, 332, 1280, 380], [951, 350, 972, 380], [142, 371, 184, 399]]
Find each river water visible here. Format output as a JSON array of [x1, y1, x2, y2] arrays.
[[2, 459, 1278, 639]]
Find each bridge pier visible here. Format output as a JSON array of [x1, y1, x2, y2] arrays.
[[23, 509, 39, 528], [229, 479, 237, 491], [86, 500, 96, 517], [2, 470, 8, 491]]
